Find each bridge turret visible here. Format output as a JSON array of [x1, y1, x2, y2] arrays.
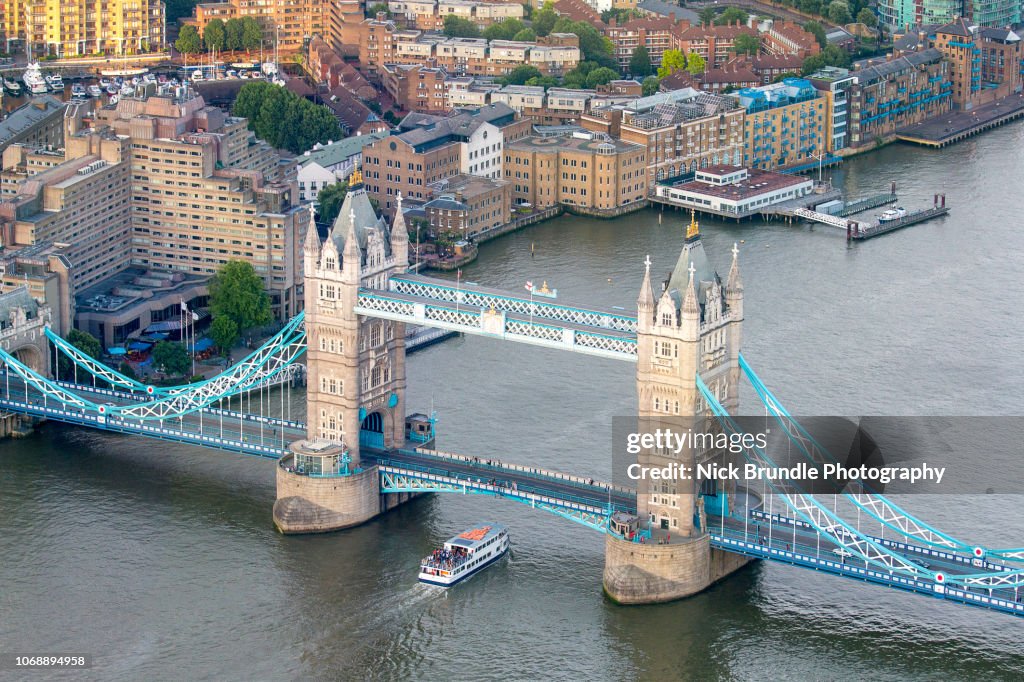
[[304, 204, 321, 276], [637, 255, 655, 334], [390, 192, 409, 271], [680, 263, 700, 343], [341, 210, 361, 286], [726, 242, 743, 322]]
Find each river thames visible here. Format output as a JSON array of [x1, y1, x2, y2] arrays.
[[2, 124, 1024, 680]]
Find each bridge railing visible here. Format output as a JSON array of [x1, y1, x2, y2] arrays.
[[409, 447, 635, 496]]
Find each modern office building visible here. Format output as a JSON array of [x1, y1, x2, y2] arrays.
[[807, 67, 857, 153]]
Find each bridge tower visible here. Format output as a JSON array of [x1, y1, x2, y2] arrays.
[[274, 171, 414, 534], [604, 211, 750, 603]]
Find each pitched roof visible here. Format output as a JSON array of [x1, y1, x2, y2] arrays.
[[330, 186, 392, 259], [299, 130, 390, 169], [936, 18, 973, 38]]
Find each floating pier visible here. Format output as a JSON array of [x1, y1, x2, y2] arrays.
[[846, 194, 949, 241]]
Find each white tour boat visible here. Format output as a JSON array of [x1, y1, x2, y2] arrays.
[[419, 523, 509, 586], [878, 207, 907, 223], [22, 63, 48, 95]]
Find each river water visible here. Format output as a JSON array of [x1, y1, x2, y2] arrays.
[[2, 126, 1024, 680]]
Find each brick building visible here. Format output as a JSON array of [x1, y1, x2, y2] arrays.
[[503, 129, 647, 211], [934, 19, 1023, 108], [677, 23, 759, 68], [762, 21, 821, 58], [423, 173, 511, 238], [581, 89, 745, 189], [382, 64, 450, 114], [361, 103, 530, 216]]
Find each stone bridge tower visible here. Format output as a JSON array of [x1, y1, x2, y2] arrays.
[[604, 211, 749, 603], [274, 171, 413, 534]]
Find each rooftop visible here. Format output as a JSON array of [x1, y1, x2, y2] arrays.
[[299, 131, 389, 169], [509, 130, 643, 154], [674, 166, 810, 200], [0, 96, 65, 149]]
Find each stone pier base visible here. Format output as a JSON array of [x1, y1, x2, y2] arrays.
[[603, 533, 751, 604]]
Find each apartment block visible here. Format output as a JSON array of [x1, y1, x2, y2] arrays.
[[762, 21, 821, 59], [807, 66, 856, 152], [678, 23, 759, 68], [358, 19, 580, 78], [735, 78, 827, 171], [503, 129, 647, 212], [581, 89, 745, 190], [361, 103, 530, 216], [603, 15, 688, 73], [8, 0, 164, 56], [387, 0, 524, 31], [190, 0, 328, 54], [846, 49, 952, 148], [382, 63, 450, 114], [934, 19, 1023, 108]]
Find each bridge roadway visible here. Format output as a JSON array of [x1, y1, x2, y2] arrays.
[[365, 446, 636, 513], [713, 508, 1024, 618]]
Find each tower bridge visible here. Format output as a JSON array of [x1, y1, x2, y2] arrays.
[[1, 173, 1023, 618]]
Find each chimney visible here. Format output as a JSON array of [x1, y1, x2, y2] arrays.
[[376, 11, 387, 21]]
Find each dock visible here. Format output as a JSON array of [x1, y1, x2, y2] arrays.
[[845, 203, 950, 241], [896, 94, 1024, 148]]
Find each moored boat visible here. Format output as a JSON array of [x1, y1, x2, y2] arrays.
[[419, 524, 509, 587], [22, 63, 48, 95], [878, 207, 907, 223]]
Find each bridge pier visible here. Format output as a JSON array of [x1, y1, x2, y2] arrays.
[[272, 440, 420, 534], [603, 534, 751, 604]]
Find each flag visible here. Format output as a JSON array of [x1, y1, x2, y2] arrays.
[[180, 300, 188, 312], [191, 312, 200, 321], [525, 281, 533, 292], [457, 269, 462, 282]]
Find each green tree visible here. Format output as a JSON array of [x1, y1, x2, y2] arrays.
[[241, 17, 263, 51], [657, 49, 686, 78], [502, 64, 542, 85], [152, 341, 191, 377], [443, 15, 481, 38], [686, 52, 706, 76], [316, 181, 348, 225], [225, 18, 243, 51], [732, 33, 760, 56], [800, 0, 823, 14], [366, 2, 390, 16], [233, 82, 342, 154], [629, 45, 653, 78], [203, 18, 226, 52], [209, 316, 239, 353], [715, 7, 749, 25], [525, 75, 559, 88], [533, 7, 558, 36], [513, 28, 537, 41], [57, 329, 103, 381], [174, 25, 202, 56], [828, 0, 852, 24], [698, 7, 717, 25], [804, 21, 828, 48], [856, 7, 877, 26], [641, 75, 660, 96], [585, 66, 619, 88], [208, 261, 273, 338], [483, 18, 526, 41]]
